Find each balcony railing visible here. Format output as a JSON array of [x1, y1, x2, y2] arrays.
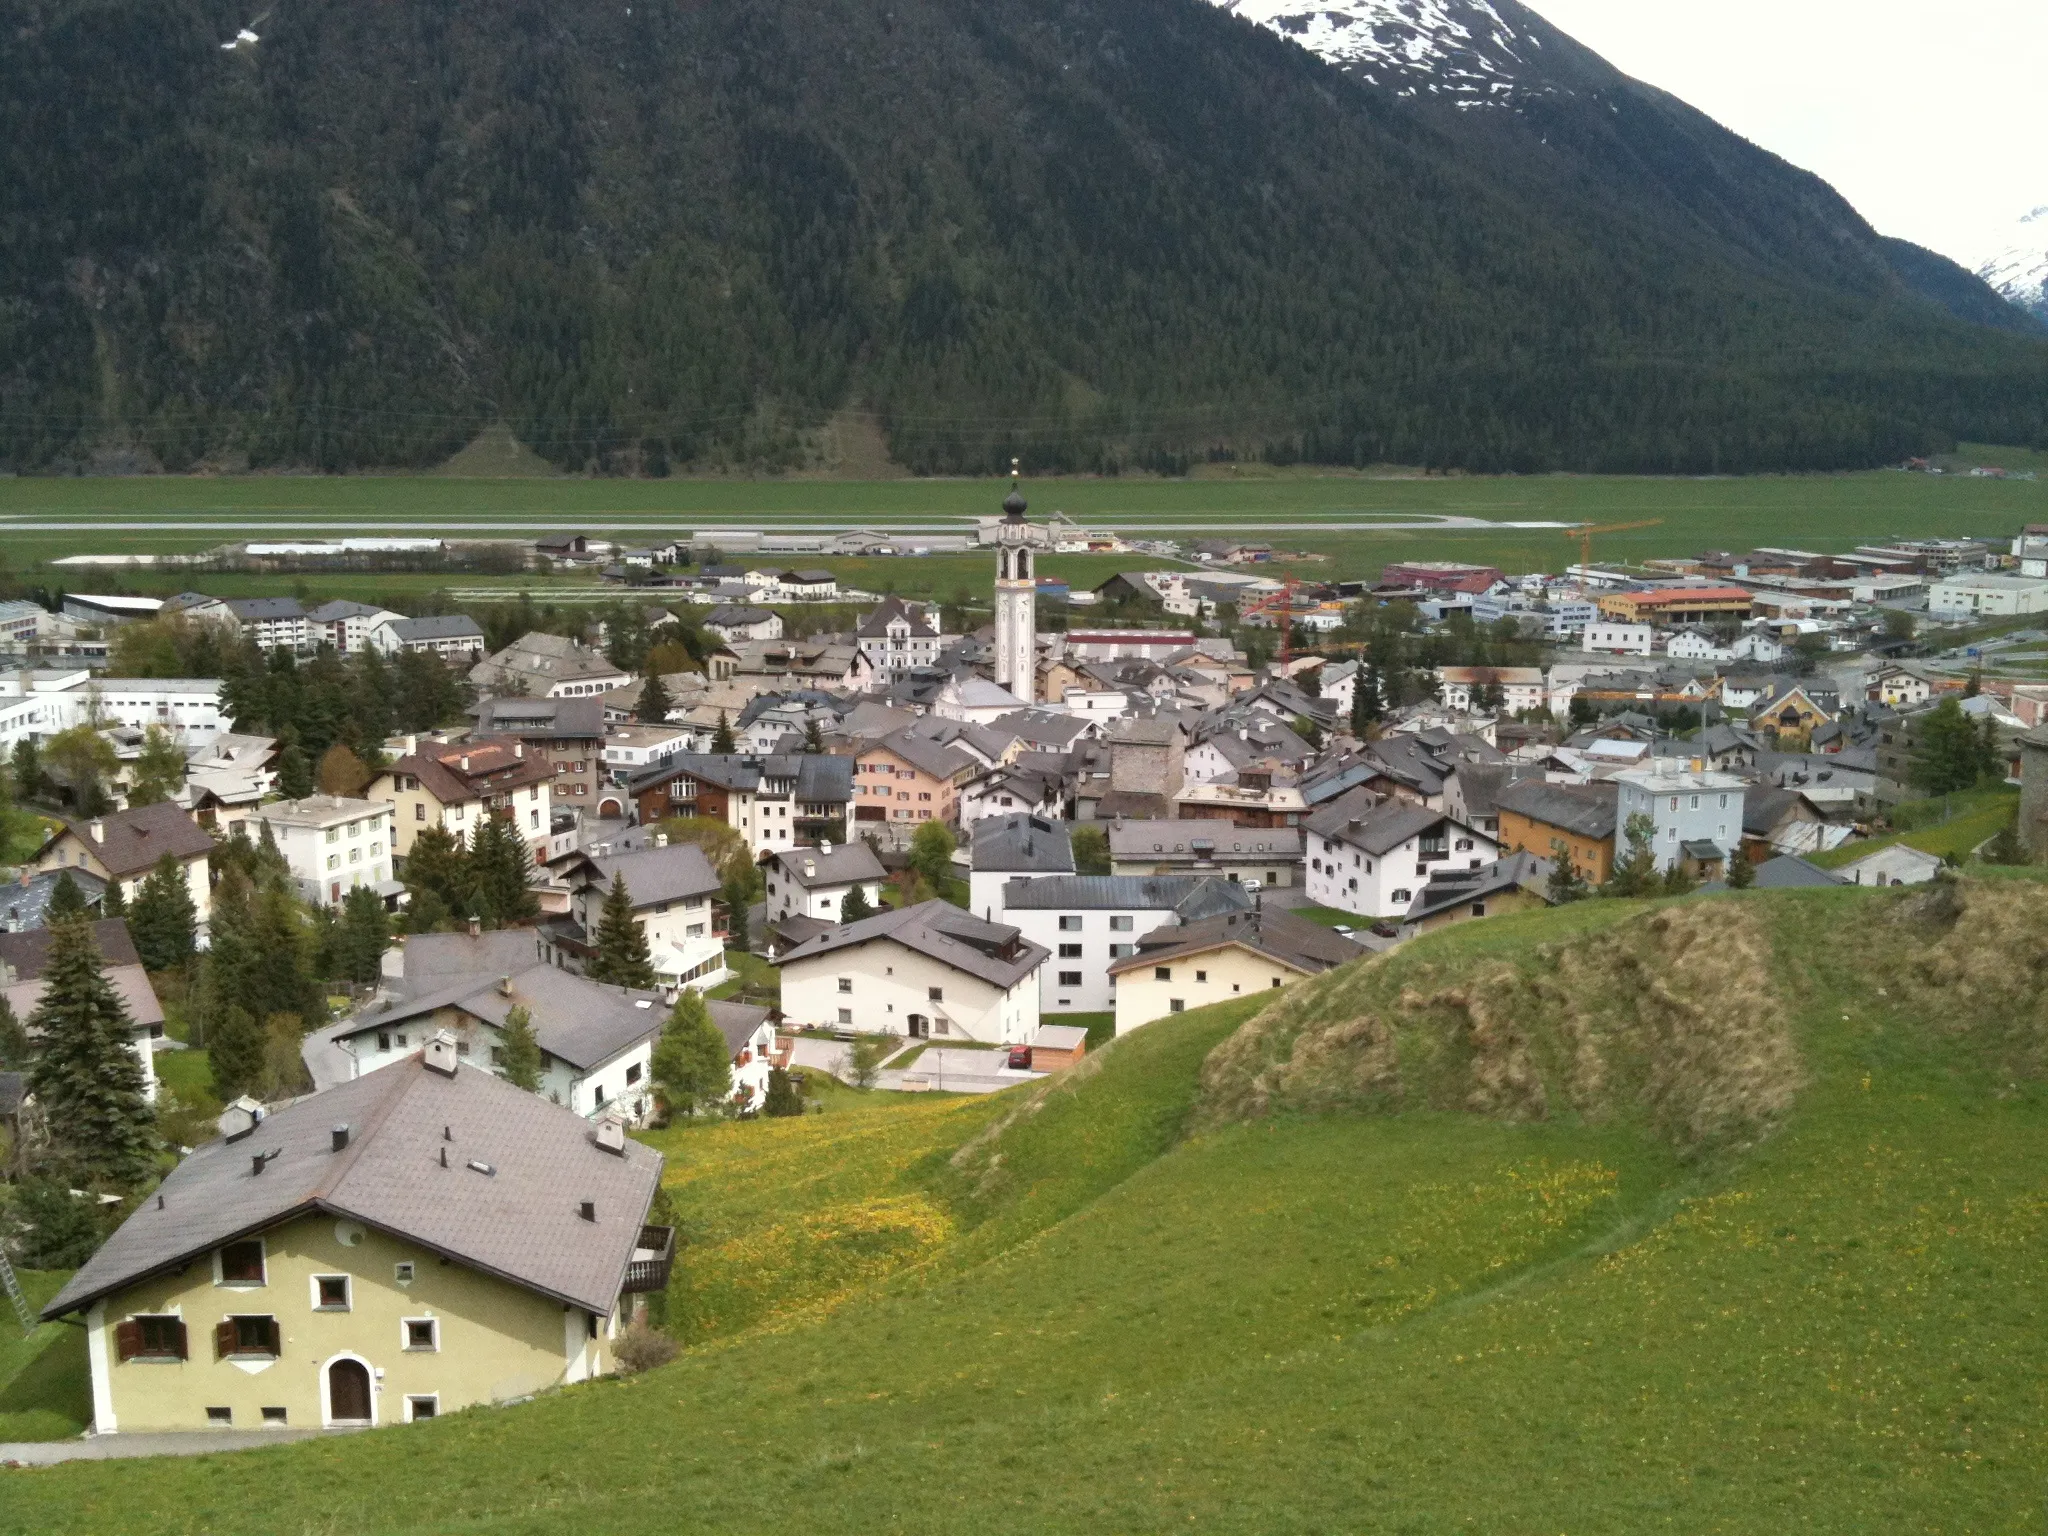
[[622, 1225, 676, 1294]]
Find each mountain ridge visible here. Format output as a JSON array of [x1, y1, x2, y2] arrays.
[[2, 0, 2045, 476]]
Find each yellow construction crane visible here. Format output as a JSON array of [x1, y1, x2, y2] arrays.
[[1563, 519, 1662, 572]]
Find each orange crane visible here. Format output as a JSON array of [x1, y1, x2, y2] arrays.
[[1563, 519, 1662, 573]]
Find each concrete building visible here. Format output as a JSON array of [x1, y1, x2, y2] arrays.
[[1612, 762, 1746, 873], [306, 601, 406, 654], [472, 696, 608, 809], [702, 605, 783, 645], [776, 900, 1048, 1044], [1928, 573, 2048, 620], [1107, 907, 1359, 1035], [470, 633, 632, 700], [1583, 622, 1654, 656], [246, 795, 399, 909], [551, 842, 728, 993], [1302, 788, 1501, 920], [1106, 820, 1303, 888], [625, 752, 853, 857], [999, 873, 1250, 1013], [367, 615, 487, 661], [854, 598, 944, 684], [764, 841, 887, 925], [969, 813, 1076, 921], [368, 738, 557, 861]]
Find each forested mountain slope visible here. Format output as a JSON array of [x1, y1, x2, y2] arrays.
[[3, 0, 2046, 476]]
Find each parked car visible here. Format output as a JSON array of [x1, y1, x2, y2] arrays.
[[1006, 1045, 1033, 1070], [1369, 920, 1400, 939]]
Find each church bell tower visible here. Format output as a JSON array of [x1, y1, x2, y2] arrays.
[[993, 460, 1037, 706]]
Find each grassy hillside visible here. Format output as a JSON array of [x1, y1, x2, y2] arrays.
[[0, 1270, 91, 1443], [7, 883, 2048, 1530]]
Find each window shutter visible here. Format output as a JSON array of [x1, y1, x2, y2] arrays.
[[264, 1317, 282, 1357], [170, 1318, 190, 1360], [115, 1320, 143, 1362], [214, 1320, 236, 1360]]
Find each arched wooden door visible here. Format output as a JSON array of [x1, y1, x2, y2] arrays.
[[328, 1358, 373, 1424]]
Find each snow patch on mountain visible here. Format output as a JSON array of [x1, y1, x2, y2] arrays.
[[1212, 0, 1537, 104], [1977, 206, 2048, 322]]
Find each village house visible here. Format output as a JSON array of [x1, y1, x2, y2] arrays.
[[1108, 906, 1359, 1034], [999, 873, 1250, 1013], [1749, 683, 1836, 748], [472, 696, 608, 808], [0, 918, 162, 1100], [470, 633, 632, 700], [1401, 852, 1552, 934], [367, 614, 487, 661], [969, 813, 1076, 921], [625, 752, 853, 857], [1303, 788, 1501, 920], [33, 801, 216, 935], [701, 605, 783, 645], [776, 900, 1049, 1044], [1837, 843, 1944, 887], [40, 1043, 667, 1434], [243, 795, 399, 910], [764, 841, 888, 925], [370, 738, 556, 862], [1613, 761, 1746, 875], [1494, 779, 1621, 884], [549, 842, 728, 992], [850, 730, 980, 830], [1596, 586, 1754, 628], [602, 723, 696, 781], [304, 600, 406, 655], [1106, 820, 1303, 889], [1434, 666, 1547, 715], [855, 598, 945, 683]]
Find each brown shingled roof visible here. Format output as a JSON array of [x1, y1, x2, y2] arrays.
[[39, 801, 215, 879]]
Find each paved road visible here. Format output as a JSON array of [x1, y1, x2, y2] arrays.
[[1, 1428, 345, 1465]]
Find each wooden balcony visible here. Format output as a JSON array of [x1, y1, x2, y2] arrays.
[[622, 1224, 676, 1294]]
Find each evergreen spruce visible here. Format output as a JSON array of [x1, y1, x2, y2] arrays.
[[1544, 852, 1589, 905], [839, 883, 874, 924], [336, 884, 390, 987], [0, 994, 29, 1069], [636, 672, 672, 725], [402, 825, 472, 928], [1602, 814, 1662, 898], [26, 916, 156, 1188], [276, 738, 314, 800], [650, 988, 733, 1118], [126, 726, 187, 808], [498, 1004, 544, 1091], [1726, 848, 1757, 888], [762, 1066, 805, 1117], [208, 1005, 265, 1101], [712, 711, 736, 753], [130, 852, 200, 973], [47, 869, 87, 920], [589, 873, 657, 989], [802, 717, 825, 754], [101, 877, 128, 918]]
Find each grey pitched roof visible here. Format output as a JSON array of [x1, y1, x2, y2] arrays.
[[352, 964, 671, 1073], [397, 930, 545, 997], [473, 695, 607, 740], [707, 999, 773, 1056], [705, 605, 778, 627], [1404, 851, 1552, 922], [0, 916, 141, 974], [1108, 906, 1360, 977], [776, 899, 1048, 990], [222, 597, 308, 621], [1749, 855, 1845, 888], [970, 813, 1076, 875], [625, 752, 853, 803], [39, 801, 216, 879], [1743, 787, 1821, 836], [855, 597, 936, 639], [1103, 820, 1304, 861], [1494, 780, 1621, 842], [44, 1053, 662, 1320], [1000, 874, 1253, 915], [770, 842, 886, 889], [388, 614, 485, 642], [874, 728, 980, 782], [1305, 789, 1451, 856], [0, 868, 108, 932], [306, 600, 393, 623], [567, 843, 722, 908]]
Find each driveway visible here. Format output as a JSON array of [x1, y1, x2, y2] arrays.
[[879, 1048, 1041, 1095]]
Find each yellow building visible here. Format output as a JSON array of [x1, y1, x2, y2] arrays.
[[1107, 906, 1361, 1035], [41, 1036, 667, 1435]]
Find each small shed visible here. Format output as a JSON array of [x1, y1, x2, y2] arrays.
[[1031, 1023, 1090, 1073], [1837, 843, 1944, 888]]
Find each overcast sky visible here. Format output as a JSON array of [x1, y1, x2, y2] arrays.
[[1525, 0, 2046, 267]]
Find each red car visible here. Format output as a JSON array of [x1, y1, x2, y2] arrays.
[[1006, 1045, 1034, 1070]]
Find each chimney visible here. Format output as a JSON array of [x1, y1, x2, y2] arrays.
[[439, 1145, 448, 1169], [514, 742, 524, 759], [498, 974, 513, 997], [819, 838, 832, 856], [252, 1151, 268, 1176], [331, 1124, 351, 1153], [424, 1029, 460, 1077], [578, 1200, 596, 1222], [219, 1096, 265, 1143], [467, 914, 481, 939], [460, 755, 471, 773], [88, 820, 104, 843], [594, 1117, 627, 1156], [803, 859, 816, 879]]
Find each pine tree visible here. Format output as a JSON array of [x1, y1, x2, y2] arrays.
[[589, 872, 656, 989], [840, 883, 874, 923], [126, 725, 187, 808], [1982, 816, 2028, 867], [650, 988, 732, 1118], [101, 877, 127, 918], [336, 884, 390, 987], [11, 738, 42, 801], [0, 994, 28, 1069], [1726, 847, 1756, 887], [802, 716, 825, 754], [471, 815, 540, 927], [208, 1005, 265, 1101], [712, 711, 736, 753], [276, 737, 313, 800], [1602, 813, 1661, 898], [762, 1066, 805, 1117], [402, 825, 472, 927], [498, 1003, 544, 1091], [47, 869, 87, 920], [130, 852, 199, 972], [1545, 852, 1588, 905], [1660, 860, 1697, 897], [26, 916, 156, 1188], [636, 671, 672, 724]]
